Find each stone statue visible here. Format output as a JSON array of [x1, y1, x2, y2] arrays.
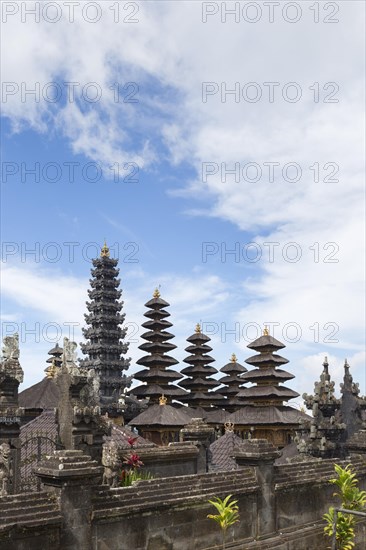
[[0, 443, 12, 496], [102, 441, 120, 487], [0, 334, 23, 384], [63, 337, 78, 366], [2, 334, 20, 361]]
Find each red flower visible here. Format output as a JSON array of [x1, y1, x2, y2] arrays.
[[123, 452, 143, 469], [127, 436, 138, 448]]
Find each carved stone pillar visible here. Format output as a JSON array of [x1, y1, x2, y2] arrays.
[[234, 439, 281, 538], [180, 417, 214, 473], [35, 449, 102, 550], [0, 334, 24, 494], [56, 338, 110, 464]]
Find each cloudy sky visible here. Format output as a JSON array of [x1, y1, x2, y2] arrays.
[[1, 1, 365, 402]]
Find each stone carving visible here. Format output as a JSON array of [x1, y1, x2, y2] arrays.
[[102, 441, 120, 487], [63, 338, 78, 370], [0, 334, 23, 385], [79, 369, 100, 408], [56, 338, 109, 463], [0, 443, 12, 496], [299, 357, 365, 458], [2, 334, 20, 361]]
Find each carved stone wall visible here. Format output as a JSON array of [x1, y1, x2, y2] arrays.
[[1, 448, 365, 550]]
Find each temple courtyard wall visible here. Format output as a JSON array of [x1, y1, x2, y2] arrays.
[[0, 452, 365, 550]]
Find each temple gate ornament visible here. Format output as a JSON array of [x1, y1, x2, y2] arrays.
[[0, 443, 12, 496], [102, 441, 120, 487]]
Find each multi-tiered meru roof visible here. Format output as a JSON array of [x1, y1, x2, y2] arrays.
[[178, 324, 222, 409], [79, 242, 131, 411], [236, 329, 299, 405], [216, 353, 248, 411], [130, 289, 187, 404]]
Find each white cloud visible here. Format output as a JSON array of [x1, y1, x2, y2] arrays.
[[2, 2, 365, 395], [1, 261, 232, 388]]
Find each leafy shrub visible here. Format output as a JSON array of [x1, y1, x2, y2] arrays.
[[324, 464, 366, 549], [207, 494, 240, 549]]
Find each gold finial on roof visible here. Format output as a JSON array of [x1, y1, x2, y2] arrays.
[[263, 326, 269, 336], [45, 358, 57, 379], [159, 394, 167, 406], [195, 323, 201, 333], [231, 353, 237, 363], [224, 421, 234, 433], [153, 287, 161, 298], [101, 240, 110, 258]]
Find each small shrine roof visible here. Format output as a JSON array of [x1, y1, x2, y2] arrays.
[[129, 403, 192, 427]]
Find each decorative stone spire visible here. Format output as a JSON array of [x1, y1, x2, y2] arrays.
[[178, 326, 222, 409], [236, 332, 298, 405], [130, 291, 187, 404], [79, 245, 131, 415], [301, 357, 345, 458], [340, 359, 366, 443]]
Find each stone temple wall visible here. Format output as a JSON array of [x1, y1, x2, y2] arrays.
[[0, 452, 365, 550]]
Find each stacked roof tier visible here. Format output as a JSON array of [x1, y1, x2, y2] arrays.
[[46, 343, 63, 366], [79, 243, 131, 409], [130, 290, 187, 404], [45, 343, 63, 377], [236, 332, 299, 405], [178, 324, 222, 408], [215, 353, 248, 411]]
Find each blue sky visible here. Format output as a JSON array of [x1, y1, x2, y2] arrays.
[[1, 1, 365, 402]]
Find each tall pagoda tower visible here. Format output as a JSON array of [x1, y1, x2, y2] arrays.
[[130, 289, 187, 404], [80, 242, 131, 414], [216, 353, 248, 411], [236, 329, 298, 405], [178, 324, 222, 409]]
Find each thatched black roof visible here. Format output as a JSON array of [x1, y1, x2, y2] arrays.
[[129, 403, 192, 427], [19, 377, 59, 409], [228, 405, 310, 426]]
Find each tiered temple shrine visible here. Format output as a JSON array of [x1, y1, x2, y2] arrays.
[[238, 329, 298, 405], [45, 343, 63, 376], [229, 329, 306, 447], [178, 324, 222, 409], [215, 353, 248, 412], [79, 242, 131, 416], [129, 289, 187, 404]]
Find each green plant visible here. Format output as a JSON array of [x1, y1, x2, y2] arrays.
[[323, 464, 366, 549], [207, 494, 240, 549], [119, 469, 153, 487]]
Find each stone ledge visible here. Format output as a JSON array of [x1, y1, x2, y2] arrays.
[[34, 450, 103, 484]]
